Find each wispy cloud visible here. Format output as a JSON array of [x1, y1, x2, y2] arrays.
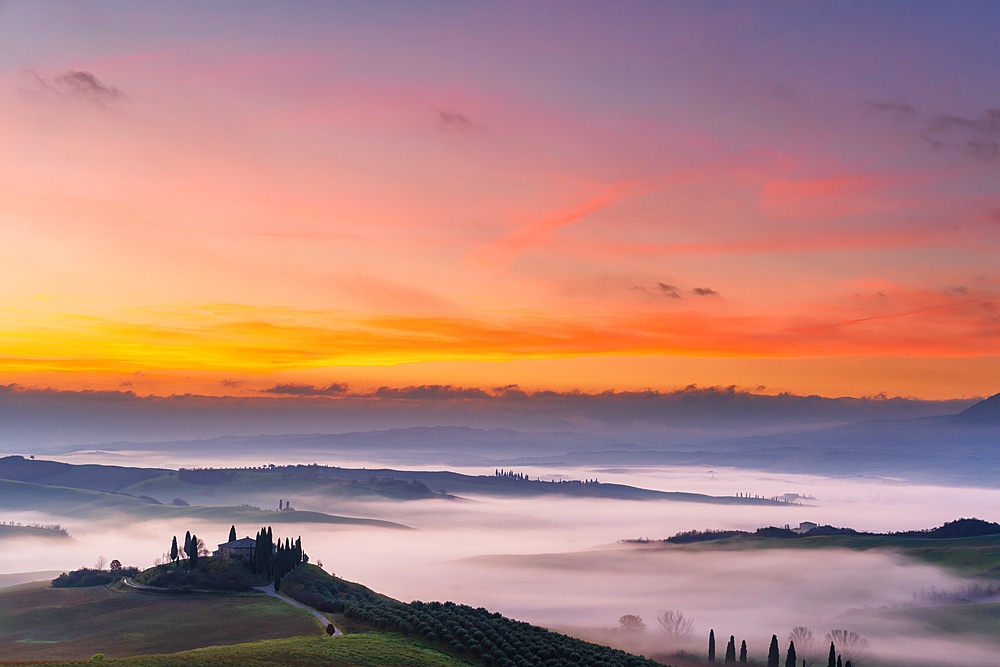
[[868, 100, 917, 118], [436, 109, 485, 132], [657, 283, 683, 299], [925, 108, 1000, 160], [53, 70, 124, 105]]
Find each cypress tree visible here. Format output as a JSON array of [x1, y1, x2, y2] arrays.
[[725, 636, 736, 663], [229, 525, 236, 542], [170, 536, 178, 567], [767, 635, 779, 667], [708, 629, 716, 663], [837, 657, 842, 667], [189, 533, 199, 569], [785, 640, 796, 667], [253, 529, 262, 573], [184, 531, 192, 559], [740, 640, 747, 663], [845, 662, 853, 667], [827, 643, 836, 667], [274, 569, 280, 592], [266, 526, 273, 571]]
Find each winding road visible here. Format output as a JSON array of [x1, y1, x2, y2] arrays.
[[253, 583, 342, 636]]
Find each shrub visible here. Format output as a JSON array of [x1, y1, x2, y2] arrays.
[[52, 567, 138, 588]]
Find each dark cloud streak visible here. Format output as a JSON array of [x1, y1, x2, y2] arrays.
[[436, 109, 485, 132], [54, 70, 123, 104], [657, 282, 682, 299], [925, 108, 1000, 160], [261, 383, 348, 396]]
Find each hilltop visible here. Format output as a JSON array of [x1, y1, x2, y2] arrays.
[[623, 518, 1000, 580], [1, 553, 672, 667], [0, 456, 785, 508]]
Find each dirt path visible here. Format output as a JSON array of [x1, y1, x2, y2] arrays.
[[122, 578, 219, 594], [122, 578, 341, 636], [253, 583, 342, 636]]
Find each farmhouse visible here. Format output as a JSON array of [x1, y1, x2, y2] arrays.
[[212, 536, 256, 560]]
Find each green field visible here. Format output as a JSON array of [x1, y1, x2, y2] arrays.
[[0, 580, 320, 661], [672, 533, 1000, 579], [0, 633, 469, 666]]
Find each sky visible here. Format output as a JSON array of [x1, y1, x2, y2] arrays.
[[1, 1, 998, 400]]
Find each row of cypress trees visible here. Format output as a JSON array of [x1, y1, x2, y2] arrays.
[[250, 526, 303, 590], [168, 530, 200, 569], [709, 630, 854, 667]]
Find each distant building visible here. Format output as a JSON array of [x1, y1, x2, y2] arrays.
[[793, 521, 818, 534], [213, 536, 255, 560]]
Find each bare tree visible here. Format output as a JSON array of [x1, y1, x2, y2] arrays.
[[95, 555, 107, 571], [789, 627, 818, 666], [657, 610, 694, 640], [825, 630, 870, 665], [618, 615, 647, 633], [196, 537, 210, 557]]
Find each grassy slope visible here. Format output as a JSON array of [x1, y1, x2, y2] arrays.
[[0, 478, 409, 528], [2, 633, 469, 666], [118, 469, 442, 505], [0, 581, 321, 661], [1, 456, 785, 506], [258, 466, 781, 504], [671, 534, 1000, 579], [0, 524, 69, 539]]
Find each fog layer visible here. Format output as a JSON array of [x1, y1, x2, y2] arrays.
[[3, 463, 1000, 665]]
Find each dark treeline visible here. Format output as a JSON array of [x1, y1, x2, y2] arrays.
[[631, 517, 1000, 545], [493, 469, 600, 485], [251, 526, 304, 590], [709, 629, 856, 667]]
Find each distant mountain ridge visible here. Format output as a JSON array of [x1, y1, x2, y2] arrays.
[[952, 392, 1000, 424]]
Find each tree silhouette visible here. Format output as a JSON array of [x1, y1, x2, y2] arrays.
[[110, 560, 122, 571], [326, 623, 336, 636], [824, 630, 869, 665], [725, 635, 736, 663], [229, 525, 237, 542], [789, 627, 818, 667], [740, 640, 747, 663], [709, 629, 716, 663], [785, 640, 796, 667], [170, 536, 178, 567], [657, 610, 693, 639], [618, 615, 646, 633], [768, 634, 779, 667], [827, 642, 836, 667]]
